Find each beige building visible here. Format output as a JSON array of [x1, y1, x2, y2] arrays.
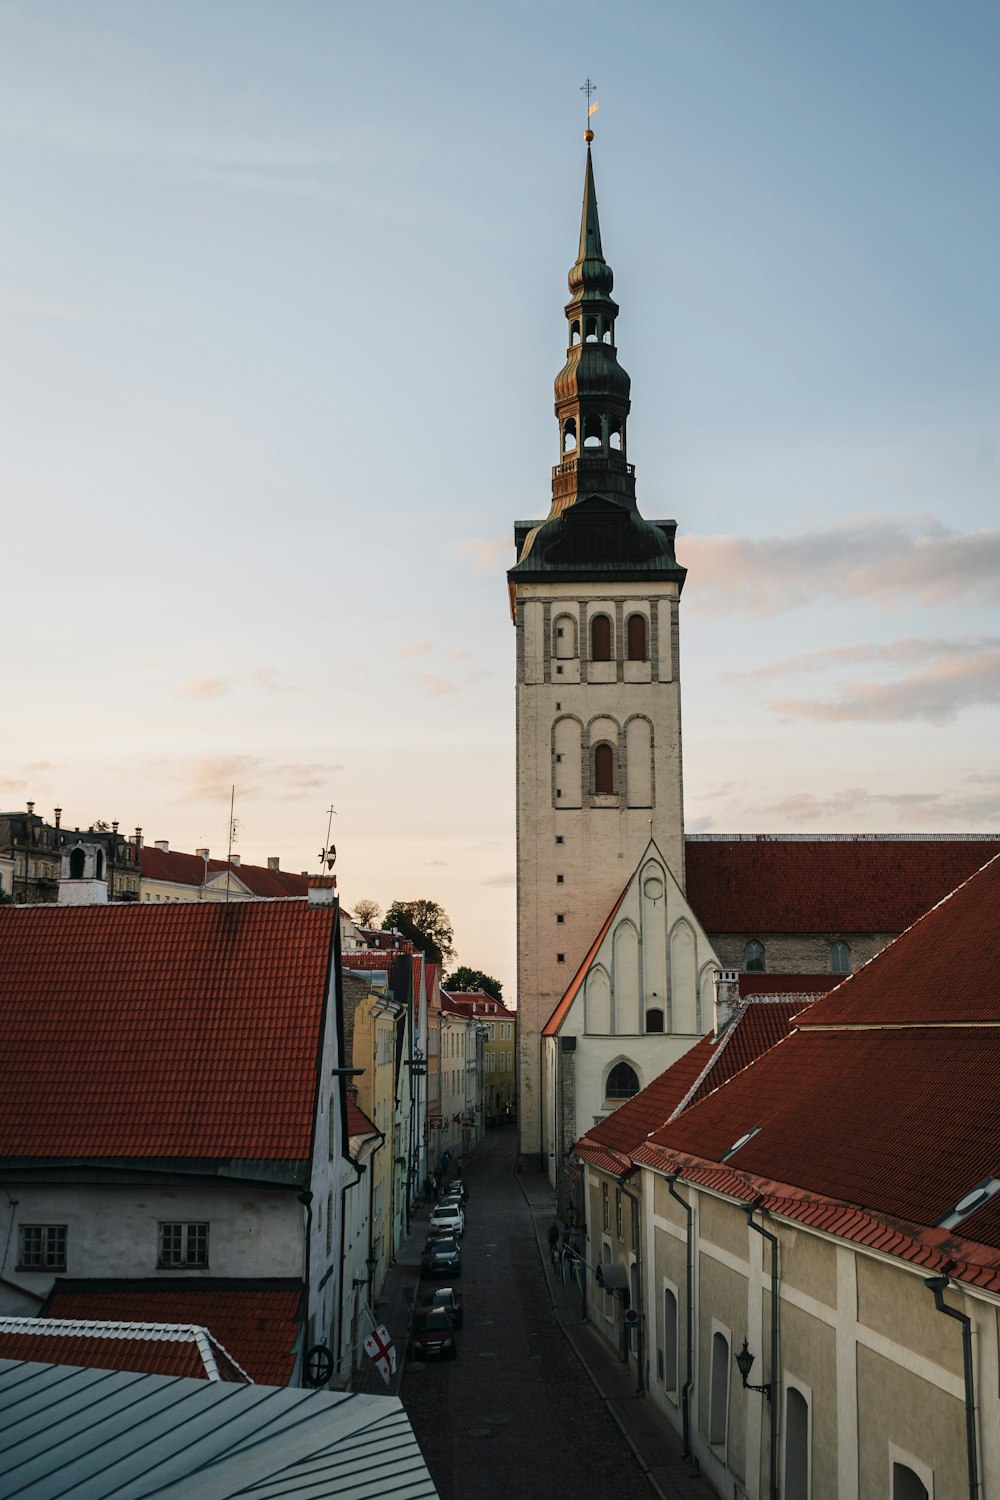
[[574, 851, 1000, 1498], [445, 992, 517, 1124]]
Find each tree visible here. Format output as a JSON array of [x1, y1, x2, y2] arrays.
[[384, 899, 455, 966], [351, 897, 382, 929], [445, 966, 503, 1003]]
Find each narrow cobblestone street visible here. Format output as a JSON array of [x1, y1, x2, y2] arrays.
[[400, 1130, 655, 1500]]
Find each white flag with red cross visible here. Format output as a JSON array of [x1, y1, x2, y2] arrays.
[[363, 1322, 397, 1385]]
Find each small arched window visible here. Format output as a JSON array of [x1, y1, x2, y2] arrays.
[[69, 848, 86, 880], [609, 420, 623, 451], [593, 742, 615, 795], [744, 940, 765, 973], [562, 418, 577, 453], [831, 940, 851, 974], [627, 614, 647, 661], [95, 850, 105, 879], [645, 1008, 664, 1033], [570, 320, 581, 346], [583, 412, 603, 448], [606, 1061, 639, 1100], [584, 316, 598, 342], [591, 614, 612, 661]]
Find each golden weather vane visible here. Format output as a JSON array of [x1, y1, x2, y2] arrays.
[[580, 77, 599, 141]]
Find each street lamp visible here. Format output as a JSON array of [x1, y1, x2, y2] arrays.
[[735, 1338, 772, 1401]]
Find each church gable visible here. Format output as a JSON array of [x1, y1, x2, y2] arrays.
[[544, 839, 719, 1041]]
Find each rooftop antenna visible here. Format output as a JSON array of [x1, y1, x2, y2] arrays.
[[318, 804, 337, 874], [580, 76, 599, 141], [226, 786, 238, 903]]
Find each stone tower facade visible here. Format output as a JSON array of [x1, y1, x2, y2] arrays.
[[509, 145, 687, 1170]]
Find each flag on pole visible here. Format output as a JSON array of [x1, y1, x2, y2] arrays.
[[363, 1322, 397, 1385], [588, 100, 599, 117]]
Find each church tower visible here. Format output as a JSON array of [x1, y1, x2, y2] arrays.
[[509, 139, 687, 1170]]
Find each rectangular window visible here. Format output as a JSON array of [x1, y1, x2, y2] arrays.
[[557, 953, 565, 964], [663, 1287, 678, 1393], [18, 1224, 67, 1271], [555, 835, 564, 845], [158, 1222, 209, 1268], [602, 1182, 610, 1231], [615, 1189, 624, 1240], [556, 914, 565, 924], [556, 874, 564, 884]]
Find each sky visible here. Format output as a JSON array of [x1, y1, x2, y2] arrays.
[[2, 1, 999, 999]]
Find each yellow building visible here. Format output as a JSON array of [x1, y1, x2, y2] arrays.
[[345, 972, 403, 1297], [445, 992, 516, 1126]]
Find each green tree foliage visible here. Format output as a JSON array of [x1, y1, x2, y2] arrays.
[[445, 966, 503, 1003], [384, 899, 455, 966]]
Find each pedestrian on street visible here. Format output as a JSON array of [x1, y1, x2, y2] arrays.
[[548, 1222, 559, 1252]]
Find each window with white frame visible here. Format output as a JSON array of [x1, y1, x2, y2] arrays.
[[709, 1329, 730, 1448], [18, 1224, 67, 1271], [662, 1286, 678, 1394], [158, 1222, 208, 1268], [784, 1383, 810, 1499]]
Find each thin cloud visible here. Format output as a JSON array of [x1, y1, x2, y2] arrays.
[[682, 516, 1000, 617], [481, 872, 516, 887], [752, 785, 1000, 827], [730, 637, 1000, 683], [395, 640, 434, 660], [175, 756, 341, 803], [177, 676, 232, 699], [772, 645, 1000, 724], [417, 674, 460, 698], [451, 538, 510, 575]]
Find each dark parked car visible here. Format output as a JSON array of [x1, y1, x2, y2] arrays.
[[420, 1285, 463, 1329], [421, 1237, 462, 1278], [411, 1304, 457, 1360]]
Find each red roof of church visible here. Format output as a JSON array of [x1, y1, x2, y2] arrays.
[[0, 1318, 248, 1382], [685, 835, 1000, 933], [0, 901, 337, 1161], [43, 1283, 301, 1386]]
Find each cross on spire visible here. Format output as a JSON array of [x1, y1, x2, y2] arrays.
[[580, 77, 598, 137]]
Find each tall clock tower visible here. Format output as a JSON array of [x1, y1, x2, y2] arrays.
[[508, 141, 687, 1170]]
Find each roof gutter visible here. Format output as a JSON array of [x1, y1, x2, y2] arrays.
[[924, 1275, 980, 1500]]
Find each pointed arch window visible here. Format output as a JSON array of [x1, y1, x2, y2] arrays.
[[606, 1061, 639, 1100], [744, 940, 765, 973], [590, 614, 612, 661], [593, 742, 615, 796], [626, 613, 647, 661], [831, 940, 851, 974]]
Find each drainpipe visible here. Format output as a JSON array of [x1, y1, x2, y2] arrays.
[[666, 1174, 694, 1461], [335, 1162, 363, 1381], [924, 1276, 979, 1500], [620, 1178, 644, 1394], [297, 1190, 314, 1387], [746, 1207, 778, 1500]]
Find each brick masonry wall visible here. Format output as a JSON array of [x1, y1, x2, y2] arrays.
[[709, 932, 899, 975]]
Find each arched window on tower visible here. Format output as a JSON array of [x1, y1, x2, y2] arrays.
[[562, 417, 577, 453], [95, 850, 105, 879], [744, 940, 766, 973], [69, 848, 86, 880], [570, 320, 581, 346], [609, 419, 623, 451], [591, 613, 612, 661], [584, 316, 598, 342], [583, 412, 603, 449], [593, 742, 616, 796], [606, 1061, 639, 1100], [645, 1007, 664, 1033], [627, 613, 647, 661], [603, 320, 613, 343]]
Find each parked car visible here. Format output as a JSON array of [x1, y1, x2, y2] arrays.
[[420, 1285, 463, 1329], [421, 1237, 462, 1278], [429, 1204, 465, 1238], [411, 1304, 457, 1360]]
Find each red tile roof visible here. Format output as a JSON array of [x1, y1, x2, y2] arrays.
[[543, 881, 630, 1037], [140, 846, 319, 898], [799, 851, 1000, 1027], [443, 992, 515, 1018], [738, 973, 834, 997], [0, 1318, 248, 1381], [576, 999, 807, 1166], [43, 1283, 301, 1386], [0, 901, 336, 1160], [347, 1096, 379, 1139], [685, 835, 1000, 933]]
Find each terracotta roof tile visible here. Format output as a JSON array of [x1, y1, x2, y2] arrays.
[[0, 901, 336, 1160], [685, 835, 1000, 933], [44, 1282, 301, 1386], [140, 847, 317, 898], [0, 1318, 248, 1382], [738, 973, 834, 997]]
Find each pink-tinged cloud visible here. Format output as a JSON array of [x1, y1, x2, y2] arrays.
[[682, 517, 1000, 617], [729, 636, 1000, 683], [395, 640, 434, 660], [451, 538, 510, 575], [417, 674, 459, 698], [171, 755, 342, 802], [176, 676, 232, 699], [480, 871, 515, 888], [771, 645, 1000, 724], [751, 785, 1000, 827]]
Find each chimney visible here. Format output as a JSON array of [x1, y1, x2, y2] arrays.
[[230, 853, 241, 868], [155, 840, 169, 853], [714, 970, 742, 1038], [196, 848, 210, 860], [26, 801, 34, 816], [53, 807, 62, 828], [267, 856, 280, 871], [308, 885, 335, 907], [134, 826, 143, 849]]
